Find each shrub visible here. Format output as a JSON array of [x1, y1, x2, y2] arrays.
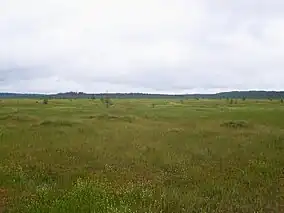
[[43, 99, 48, 105]]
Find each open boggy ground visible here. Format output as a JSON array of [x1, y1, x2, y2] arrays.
[[0, 98, 283, 212]]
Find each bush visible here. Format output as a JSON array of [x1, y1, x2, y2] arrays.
[[43, 99, 48, 105]]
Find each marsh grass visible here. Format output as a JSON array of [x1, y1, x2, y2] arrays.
[[0, 99, 283, 212], [39, 120, 80, 127], [220, 120, 249, 128], [0, 114, 37, 122], [13, 178, 168, 213], [87, 114, 136, 123]]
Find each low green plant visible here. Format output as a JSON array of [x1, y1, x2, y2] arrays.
[[16, 179, 166, 213], [43, 99, 49, 105], [221, 120, 249, 128], [100, 96, 113, 108]]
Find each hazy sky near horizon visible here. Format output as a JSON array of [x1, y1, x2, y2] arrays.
[[1, 0, 284, 94]]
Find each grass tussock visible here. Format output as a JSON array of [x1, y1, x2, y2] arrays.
[[167, 127, 185, 133], [220, 120, 249, 128], [39, 120, 79, 127], [88, 114, 136, 123]]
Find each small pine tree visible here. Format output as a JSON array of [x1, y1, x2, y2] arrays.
[[105, 97, 111, 108], [100, 96, 112, 108], [281, 98, 283, 103], [242, 96, 246, 101], [100, 96, 104, 104], [229, 99, 234, 104]]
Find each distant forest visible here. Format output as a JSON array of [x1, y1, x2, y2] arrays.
[[1, 91, 284, 99]]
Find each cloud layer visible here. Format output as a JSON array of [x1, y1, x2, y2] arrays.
[[1, 0, 284, 93]]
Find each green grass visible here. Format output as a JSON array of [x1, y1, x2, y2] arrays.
[[0, 98, 283, 212]]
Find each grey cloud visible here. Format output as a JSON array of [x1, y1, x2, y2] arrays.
[[0, 0, 284, 93]]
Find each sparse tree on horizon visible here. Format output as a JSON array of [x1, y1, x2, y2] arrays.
[[100, 96, 112, 108]]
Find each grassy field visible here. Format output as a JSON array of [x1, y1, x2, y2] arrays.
[[0, 98, 283, 212]]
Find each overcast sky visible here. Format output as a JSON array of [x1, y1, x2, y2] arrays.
[[1, 0, 284, 94]]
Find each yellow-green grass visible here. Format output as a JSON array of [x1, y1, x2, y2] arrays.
[[0, 99, 283, 212]]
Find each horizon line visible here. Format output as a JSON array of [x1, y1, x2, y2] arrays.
[[1, 90, 284, 96]]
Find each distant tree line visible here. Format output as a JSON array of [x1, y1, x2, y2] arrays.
[[1, 91, 284, 100]]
